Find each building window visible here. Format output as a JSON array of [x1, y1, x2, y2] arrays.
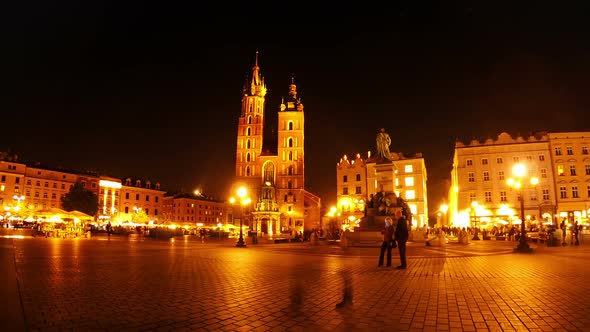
[[43, 192, 49, 198], [468, 172, 475, 182], [543, 189, 550, 201], [155, 196, 159, 203], [570, 165, 576, 176], [586, 165, 590, 175], [61, 184, 65, 189], [355, 186, 362, 194], [405, 165, 413, 173], [557, 165, 564, 176], [26, 179, 31, 185], [35, 192, 39, 197], [513, 156, 519, 163], [526, 155, 533, 161], [483, 171, 490, 181], [136, 194, 139, 200], [146, 195, 150, 202], [496, 157, 503, 164], [539, 155, 545, 161], [342, 187, 348, 195], [356, 174, 361, 181], [405, 177, 414, 186], [498, 170, 505, 181], [36, 181, 40, 186], [484, 191, 492, 202], [481, 158, 488, 165], [466, 159, 473, 166], [567, 146, 573, 155], [500, 191, 507, 202], [541, 168, 547, 178], [469, 193, 476, 202], [572, 186, 579, 198], [343, 175, 348, 183], [555, 147, 562, 156], [560, 186, 567, 199], [405, 190, 415, 200], [583, 146, 588, 155], [51, 193, 56, 199]]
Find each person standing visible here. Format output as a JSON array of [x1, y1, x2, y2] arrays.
[[378, 217, 395, 267], [394, 210, 409, 269]]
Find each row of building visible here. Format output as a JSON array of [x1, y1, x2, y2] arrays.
[[0, 155, 228, 229], [449, 131, 590, 229]]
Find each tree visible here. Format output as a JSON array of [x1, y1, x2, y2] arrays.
[[61, 182, 98, 216]]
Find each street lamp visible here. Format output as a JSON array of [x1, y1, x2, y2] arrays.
[[507, 163, 538, 253], [439, 204, 448, 227], [471, 201, 480, 240], [231, 186, 250, 248]]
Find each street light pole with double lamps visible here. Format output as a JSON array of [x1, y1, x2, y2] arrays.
[[507, 163, 538, 253], [230, 186, 250, 248]]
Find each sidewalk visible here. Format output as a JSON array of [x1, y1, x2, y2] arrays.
[[0, 238, 26, 331]]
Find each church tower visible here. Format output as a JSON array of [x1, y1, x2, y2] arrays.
[[276, 77, 306, 229], [234, 52, 321, 236], [235, 51, 266, 193]]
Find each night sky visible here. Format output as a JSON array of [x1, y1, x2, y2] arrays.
[[2, 2, 589, 211]]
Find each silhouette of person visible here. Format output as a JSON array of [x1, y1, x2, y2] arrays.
[[394, 209, 409, 269]]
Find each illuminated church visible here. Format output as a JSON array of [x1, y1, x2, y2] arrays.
[[234, 53, 321, 236]]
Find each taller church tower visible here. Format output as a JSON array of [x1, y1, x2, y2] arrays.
[[234, 53, 321, 236], [235, 52, 266, 193]]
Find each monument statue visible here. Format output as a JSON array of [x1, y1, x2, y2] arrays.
[[375, 128, 391, 160]]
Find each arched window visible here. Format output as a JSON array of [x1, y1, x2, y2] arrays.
[[288, 166, 293, 175], [264, 163, 275, 185], [288, 121, 294, 130], [288, 151, 293, 161], [247, 127, 251, 136], [247, 139, 251, 149], [288, 138, 293, 148], [246, 166, 251, 176], [288, 180, 292, 189], [248, 116, 252, 124], [246, 153, 251, 162]]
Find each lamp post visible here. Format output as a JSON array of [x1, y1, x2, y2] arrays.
[[439, 204, 448, 228], [231, 186, 250, 248], [471, 201, 480, 240], [507, 163, 538, 253]]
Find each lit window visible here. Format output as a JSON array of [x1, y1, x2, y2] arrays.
[[405, 190, 415, 200], [408, 204, 417, 215], [404, 165, 413, 173], [405, 177, 414, 186], [558, 165, 564, 176]]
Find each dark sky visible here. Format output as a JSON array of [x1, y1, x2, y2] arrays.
[[2, 2, 590, 211]]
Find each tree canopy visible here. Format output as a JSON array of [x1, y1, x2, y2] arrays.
[[61, 182, 98, 216]]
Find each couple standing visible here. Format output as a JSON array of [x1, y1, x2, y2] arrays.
[[378, 209, 408, 269]]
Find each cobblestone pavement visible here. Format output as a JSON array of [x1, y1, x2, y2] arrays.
[[1, 235, 590, 332]]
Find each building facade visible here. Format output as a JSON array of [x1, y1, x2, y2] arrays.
[[234, 53, 321, 236], [336, 148, 429, 229], [547, 132, 590, 223], [449, 132, 559, 229]]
